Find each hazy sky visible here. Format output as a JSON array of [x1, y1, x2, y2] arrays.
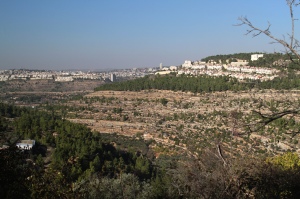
[[0, 0, 298, 70]]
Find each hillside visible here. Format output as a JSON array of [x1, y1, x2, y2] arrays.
[[0, 79, 105, 93], [197, 52, 300, 70], [2, 76, 300, 198], [67, 89, 300, 157]]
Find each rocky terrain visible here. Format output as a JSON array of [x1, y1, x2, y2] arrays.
[[2, 79, 300, 158], [65, 89, 300, 158]]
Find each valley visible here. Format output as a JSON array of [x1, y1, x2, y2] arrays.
[[2, 78, 299, 158]]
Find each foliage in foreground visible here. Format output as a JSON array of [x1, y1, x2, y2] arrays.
[[2, 103, 300, 198]]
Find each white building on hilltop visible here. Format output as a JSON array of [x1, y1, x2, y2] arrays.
[[169, 66, 178, 71], [251, 54, 264, 61], [182, 60, 192, 68]]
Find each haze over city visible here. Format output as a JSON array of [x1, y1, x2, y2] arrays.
[[0, 0, 296, 70]]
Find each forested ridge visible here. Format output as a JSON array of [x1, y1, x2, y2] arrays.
[[95, 73, 300, 92], [96, 74, 243, 92], [201, 52, 255, 63]]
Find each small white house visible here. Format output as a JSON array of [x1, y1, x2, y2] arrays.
[[169, 66, 178, 71], [182, 60, 192, 68], [251, 54, 264, 61], [16, 140, 35, 150]]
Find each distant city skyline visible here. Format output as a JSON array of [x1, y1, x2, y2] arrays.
[[0, 0, 295, 70]]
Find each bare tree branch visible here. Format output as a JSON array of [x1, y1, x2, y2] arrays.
[[244, 109, 300, 133], [288, 0, 296, 48], [216, 144, 227, 166], [236, 1, 300, 61], [234, 1, 300, 133]]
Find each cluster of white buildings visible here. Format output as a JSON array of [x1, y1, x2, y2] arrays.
[[156, 54, 279, 81], [0, 70, 103, 82], [0, 67, 156, 82], [101, 68, 151, 80], [0, 54, 282, 82]]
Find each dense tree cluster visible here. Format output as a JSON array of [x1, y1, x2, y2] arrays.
[[259, 73, 300, 90], [0, 103, 157, 198], [95, 74, 248, 93], [201, 52, 255, 64], [95, 73, 300, 93]]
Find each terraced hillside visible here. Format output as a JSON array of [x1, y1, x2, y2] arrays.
[[62, 89, 300, 158]]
